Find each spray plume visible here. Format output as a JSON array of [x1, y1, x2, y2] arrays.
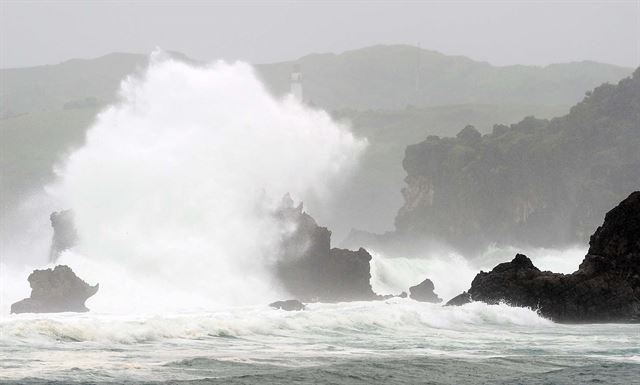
[[52, 53, 365, 313]]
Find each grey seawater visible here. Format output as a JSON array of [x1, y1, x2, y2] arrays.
[[1, 300, 638, 384]]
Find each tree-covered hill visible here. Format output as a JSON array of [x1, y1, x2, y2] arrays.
[[325, 104, 566, 238], [394, 68, 640, 253]]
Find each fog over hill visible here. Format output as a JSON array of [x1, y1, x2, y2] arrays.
[[0, 45, 633, 243], [2, 45, 631, 117], [258, 45, 632, 110]]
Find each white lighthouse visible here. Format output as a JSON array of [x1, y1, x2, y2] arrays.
[[290, 63, 303, 102]]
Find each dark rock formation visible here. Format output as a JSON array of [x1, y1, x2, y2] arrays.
[[445, 292, 472, 306], [409, 278, 442, 303], [275, 195, 379, 303], [49, 210, 78, 262], [448, 191, 640, 323], [10, 265, 99, 314], [269, 299, 306, 311], [395, 69, 640, 254]]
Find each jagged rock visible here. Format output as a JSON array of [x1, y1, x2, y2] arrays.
[[49, 210, 77, 262], [10, 265, 98, 314], [275, 194, 379, 303], [269, 299, 306, 311], [409, 278, 442, 303], [448, 191, 640, 322], [445, 291, 472, 306]]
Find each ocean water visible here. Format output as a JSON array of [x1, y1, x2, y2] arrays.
[[1, 300, 639, 384], [3, 245, 638, 384]]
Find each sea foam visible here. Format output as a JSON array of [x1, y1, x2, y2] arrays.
[[0, 300, 551, 345], [42, 53, 365, 313]]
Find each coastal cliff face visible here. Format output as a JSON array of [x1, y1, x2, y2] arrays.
[[396, 68, 640, 252], [447, 191, 640, 323], [275, 196, 378, 303]]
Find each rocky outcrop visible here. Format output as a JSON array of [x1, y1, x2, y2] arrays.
[[395, 69, 640, 254], [409, 278, 442, 303], [275, 195, 379, 303], [49, 210, 78, 262], [445, 292, 472, 306], [11, 265, 99, 314], [269, 299, 306, 311], [447, 191, 640, 323]]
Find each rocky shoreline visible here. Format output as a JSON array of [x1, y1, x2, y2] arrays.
[[446, 191, 640, 323], [11, 191, 639, 323]]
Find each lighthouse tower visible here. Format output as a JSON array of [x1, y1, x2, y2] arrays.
[[291, 63, 303, 102]]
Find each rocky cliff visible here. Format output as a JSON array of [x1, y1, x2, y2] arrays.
[[11, 265, 99, 314], [447, 191, 640, 323], [275, 195, 379, 302], [395, 68, 640, 253]]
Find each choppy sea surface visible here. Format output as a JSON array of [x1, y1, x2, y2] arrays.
[[1, 300, 639, 384]]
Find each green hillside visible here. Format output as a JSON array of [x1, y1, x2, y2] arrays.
[[0, 107, 99, 211]]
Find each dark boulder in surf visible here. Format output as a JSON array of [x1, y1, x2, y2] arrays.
[[448, 191, 640, 323], [274, 194, 379, 303], [409, 278, 442, 303], [10, 265, 99, 314], [269, 299, 306, 311], [445, 291, 472, 306]]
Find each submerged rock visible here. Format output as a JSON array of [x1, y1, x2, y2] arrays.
[[409, 278, 442, 303], [448, 191, 640, 323], [10, 265, 99, 314], [269, 299, 306, 311], [275, 194, 379, 303]]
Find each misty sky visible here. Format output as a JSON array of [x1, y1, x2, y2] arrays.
[[1, 1, 639, 69]]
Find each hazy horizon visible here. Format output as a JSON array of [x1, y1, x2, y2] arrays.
[[1, 1, 639, 69]]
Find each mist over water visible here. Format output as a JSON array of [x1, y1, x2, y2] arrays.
[[36, 53, 366, 313], [369, 246, 586, 301]]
